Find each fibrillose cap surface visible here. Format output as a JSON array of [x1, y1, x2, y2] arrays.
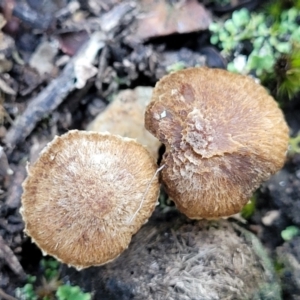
[[145, 67, 289, 219], [21, 130, 160, 269]]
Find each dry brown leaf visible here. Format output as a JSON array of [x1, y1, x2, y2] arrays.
[[136, 0, 212, 40]]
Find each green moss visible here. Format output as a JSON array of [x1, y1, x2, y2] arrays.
[[266, 0, 300, 20], [56, 285, 91, 300], [241, 195, 256, 219], [275, 43, 300, 99], [209, 5, 300, 93], [15, 258, 91, 300], [288, 134, 300, 155]]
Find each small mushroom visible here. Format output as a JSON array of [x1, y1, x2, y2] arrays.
[[145, 67, 289, 219], [87, 87, 161, 160], [21, 130, 160, 269]]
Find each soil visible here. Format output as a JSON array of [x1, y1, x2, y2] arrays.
[[0, 0, 300, 299], [62, 211, 282, 300]]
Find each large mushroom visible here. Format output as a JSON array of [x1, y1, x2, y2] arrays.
[[145, 67, 289, 219], [21, 130, 160, 269]]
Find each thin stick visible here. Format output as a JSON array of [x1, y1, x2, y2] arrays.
[[128, 164, 165, 224], [0, 288, 18, 300]]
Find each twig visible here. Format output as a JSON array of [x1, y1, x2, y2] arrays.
[[5, 32, 106, 151], [96, 45, 109, 91], [0, 0, 53, 30], [0, 235, 26, 279], [55, 1, 80, 21], [0, 288, 17, 300]]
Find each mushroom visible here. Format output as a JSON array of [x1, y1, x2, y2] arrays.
[[21, 130, 160, 269], [145, 67, 289, 219], [87, 87, 161, 160]]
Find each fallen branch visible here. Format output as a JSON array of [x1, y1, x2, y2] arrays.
[[0, 288, 17, 300]]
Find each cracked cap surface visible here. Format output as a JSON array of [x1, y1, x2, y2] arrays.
[[145, 67, 289, 219]]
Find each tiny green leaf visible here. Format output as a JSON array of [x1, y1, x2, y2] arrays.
[[232, 8, 250, 27], [224, 20, 236, 33], [210, 35, 219, 45], [209, 23, 220, 32], [281, 226, 300, 241], [276, 42, 291, 53]]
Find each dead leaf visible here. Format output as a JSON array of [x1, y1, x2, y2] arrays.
[[57, 30, 89, 56], [136, 0, 212, 40], [29, 40, 59, 76]]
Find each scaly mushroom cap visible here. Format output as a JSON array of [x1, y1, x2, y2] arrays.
[[145, 67, 289, 219], [21, 130, 160, 269]]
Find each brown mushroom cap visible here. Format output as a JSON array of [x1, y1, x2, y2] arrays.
[[21, 130, 160, 269], [145, 67, 289, 219]]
